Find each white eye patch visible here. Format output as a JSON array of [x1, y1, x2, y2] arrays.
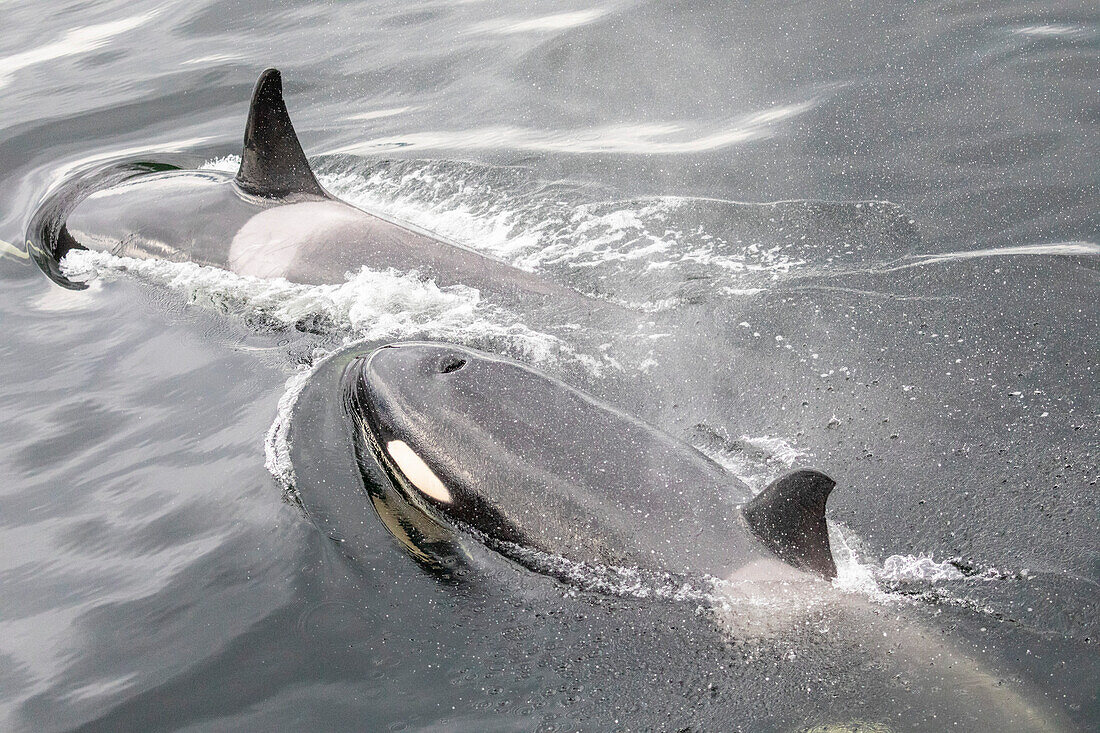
[[386, 440, 452, 504]]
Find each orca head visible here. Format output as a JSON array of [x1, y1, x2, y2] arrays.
[[351, 342, 485, 507], [346, 342, 534, 546]]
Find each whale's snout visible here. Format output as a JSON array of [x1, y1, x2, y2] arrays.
[[355, 342, 483, 470]]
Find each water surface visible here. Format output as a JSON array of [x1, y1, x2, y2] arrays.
[[0, 1, 1096, 730]]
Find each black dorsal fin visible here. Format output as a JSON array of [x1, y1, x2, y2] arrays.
[[743, 469, 837, 578], [236, 68, 327, 199]]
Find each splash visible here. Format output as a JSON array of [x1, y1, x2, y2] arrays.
[[61, 248, 581, 496], [159, 155, 973, 609], [879, 554, 965, 583], [199, 155, 918, 308], [307, 158, 919, 307], [738, 434, 806, 469], [690, 425, 808, 491], [829, 522, 886, 598], [60, 249, 564, 362], [197, 155, 240, 173], [264, 360, 320, 499]]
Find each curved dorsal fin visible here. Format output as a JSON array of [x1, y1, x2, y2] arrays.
[[236, 68, 327, 199], [743, 469, 837, 578]]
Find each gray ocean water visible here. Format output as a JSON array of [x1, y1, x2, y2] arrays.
[[0, 1, 1097, 731]]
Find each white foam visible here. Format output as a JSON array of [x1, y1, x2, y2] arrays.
[[183, 157, 869, 311], [264, 361, 319, 497], [316, 164, 541, 270], [60, 249, 564, 362], [198, 155, 240, 172], [829, 528, 975, 605], [312, 164, 815, 297], [692, 431, 808, 493], [693, 442, 769, 491], [829, 521, 885, 598], [199, 157, 911, 312], [738, 434, 806, 468], [879, 554, 965, 583], [62, 249, 584, 492]]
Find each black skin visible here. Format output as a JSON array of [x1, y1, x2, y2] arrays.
[[346, 341, 837, 580]]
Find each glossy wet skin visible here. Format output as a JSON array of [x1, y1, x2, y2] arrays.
[[63, 170, 284, 267], [348, 342, 775, 578], [57, 168, 580, 307]]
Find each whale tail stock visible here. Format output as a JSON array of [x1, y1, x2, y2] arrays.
[[742, 469, 838, 579], [236, 68, 328, 199]]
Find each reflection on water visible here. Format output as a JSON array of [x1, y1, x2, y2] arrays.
[[880, 240, 1100, 270], [0, 0, 1096, 730], [0, 12, 158, 89], [331, 100, 818, 155], [470, 9, 612, 36]]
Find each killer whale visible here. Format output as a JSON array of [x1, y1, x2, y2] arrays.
[[279, 341, 1068, 732], [344, 341, 838, 580], [28, 69, 585, 314]]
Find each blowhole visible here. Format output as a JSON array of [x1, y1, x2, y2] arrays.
[[439, 356, 467, 374]]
